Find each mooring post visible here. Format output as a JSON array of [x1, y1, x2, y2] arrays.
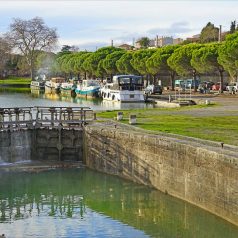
[[129, 115, 137, 125], [117, 112, 123, 121]]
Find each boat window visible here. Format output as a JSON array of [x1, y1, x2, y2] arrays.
[[131, 76, 142, 84], [119, 77, 130, 84]]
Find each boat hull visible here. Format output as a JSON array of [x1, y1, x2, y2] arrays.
[[100, 90, 145, 102], [75, 88, 100, 98]]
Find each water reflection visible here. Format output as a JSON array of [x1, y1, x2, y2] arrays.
[[0, 90, 154, 111], [0, 169, 237, 238]]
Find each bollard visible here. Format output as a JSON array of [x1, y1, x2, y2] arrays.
[[129, 114, 137, 125], [93, 112, 97, 120], [117, 112, 123, 121], [205, 100, 210, 105]]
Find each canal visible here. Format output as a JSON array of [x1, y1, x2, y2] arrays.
[[0, 168, 238, 238], [0, 91, 154, 111], [0, 91, 238, 237]]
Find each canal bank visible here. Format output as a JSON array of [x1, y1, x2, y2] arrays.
[[0, 114, 237, 227], [84, 122, 238, 227]]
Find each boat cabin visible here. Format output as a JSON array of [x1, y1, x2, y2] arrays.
[[51, 77, 66, 83], [112, 75, 143, 91]]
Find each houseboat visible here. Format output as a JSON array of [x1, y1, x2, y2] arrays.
[[45, 77, 65, 93], [75, 79, 100, 98], [30, 80, 45, 90], [100, 75, 145, 102]]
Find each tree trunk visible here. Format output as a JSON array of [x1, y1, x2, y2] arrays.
[[30, 64, 35, 80], [219, 70, 224, 93], [170, 71, 175, 91], [192, 69, 197, 92], [153, 75, 156, 85]]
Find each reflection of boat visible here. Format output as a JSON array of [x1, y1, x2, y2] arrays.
[[30, 80, 45, 90], [100, 75, 145, 102], [43, 92, 60, 101], [45, 77, 65, 93], [75, 79, 100, 98], [31, 88, 44, 96]]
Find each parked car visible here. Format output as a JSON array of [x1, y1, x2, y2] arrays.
[[226, 82, 238, 94], [198, 81, 214, 93], [144, 85, 163, 95], [212, 82, 226, 91]]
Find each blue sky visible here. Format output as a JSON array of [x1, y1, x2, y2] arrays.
[[0, 1, 237, 51]]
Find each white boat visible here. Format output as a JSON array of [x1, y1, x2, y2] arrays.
[[75, 79, 100, 98], [45, 77, 65, 92], [100, 75, 145, 102], [30, 80, 45, 90]]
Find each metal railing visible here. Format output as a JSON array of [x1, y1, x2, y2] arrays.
[[0, 106, 94, 130]]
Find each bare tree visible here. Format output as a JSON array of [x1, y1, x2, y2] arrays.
[[6, 17, 58, 80], [0, 36, 11, 78]]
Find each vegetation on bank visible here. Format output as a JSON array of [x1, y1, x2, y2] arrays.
[[97, 106, 238, 146], [0, 87, 31, 93], [0, 77, 31, 85]]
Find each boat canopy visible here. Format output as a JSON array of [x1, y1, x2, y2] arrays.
[[113, 75, 143, 86]]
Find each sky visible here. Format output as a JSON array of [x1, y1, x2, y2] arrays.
[[0, 0, 237, 51]]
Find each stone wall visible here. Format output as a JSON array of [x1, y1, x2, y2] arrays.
[[0, 130, 32, 163], [84, 125, 238, 226], [0, 128, 83, 162]]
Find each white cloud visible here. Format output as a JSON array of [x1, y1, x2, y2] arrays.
[[0, 1, 237, 50]]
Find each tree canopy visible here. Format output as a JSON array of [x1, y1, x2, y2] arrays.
[[200, 22, 219, 43], [136, 37, 151, 49], [116, 52, 138, 75], [167, 44, 203, 77], [7, 17, 58, 80], [218, 32, 238, 80], [192, 43, 225, 92]]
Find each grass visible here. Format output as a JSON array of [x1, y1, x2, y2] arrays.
[[0, 77, 31, 85], [97, 106, 238, 146], [0, 87, 31, 93]]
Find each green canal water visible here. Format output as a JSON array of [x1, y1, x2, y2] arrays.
[[0, 168, 238, 238]]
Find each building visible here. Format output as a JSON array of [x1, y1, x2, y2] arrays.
[[156, 36, 174, 47], [173, 38, 184, 45], [186, 34, 200, 42], [118, 44, 134, 50]]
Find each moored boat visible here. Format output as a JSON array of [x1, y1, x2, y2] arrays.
[[75, 79, 100, 98], [45, 77, 65, 93], [100, 75, 145, 102], [30, 80, 45, 90]]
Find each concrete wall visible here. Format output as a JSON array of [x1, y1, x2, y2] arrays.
[[84, 125, 238, 226]]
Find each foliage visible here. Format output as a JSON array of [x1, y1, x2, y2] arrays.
[[130, 49, 156, 75], [230, 20, 237, 34], [218, 32, 238, 79], [146, 45, 180, 75], [82, 47, 122, 77], [136, 37, 151, 48], [7, 17, 58, 80], [102, 50, 125, 75], [191, 43, 224, 73], [0, 37, 12, 78], [116, 52, 138, 75], [167, 43, 203, 76], [200, 22, 219, 43]]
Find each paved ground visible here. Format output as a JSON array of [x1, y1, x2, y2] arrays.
[[151, 92, 238, 117]]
